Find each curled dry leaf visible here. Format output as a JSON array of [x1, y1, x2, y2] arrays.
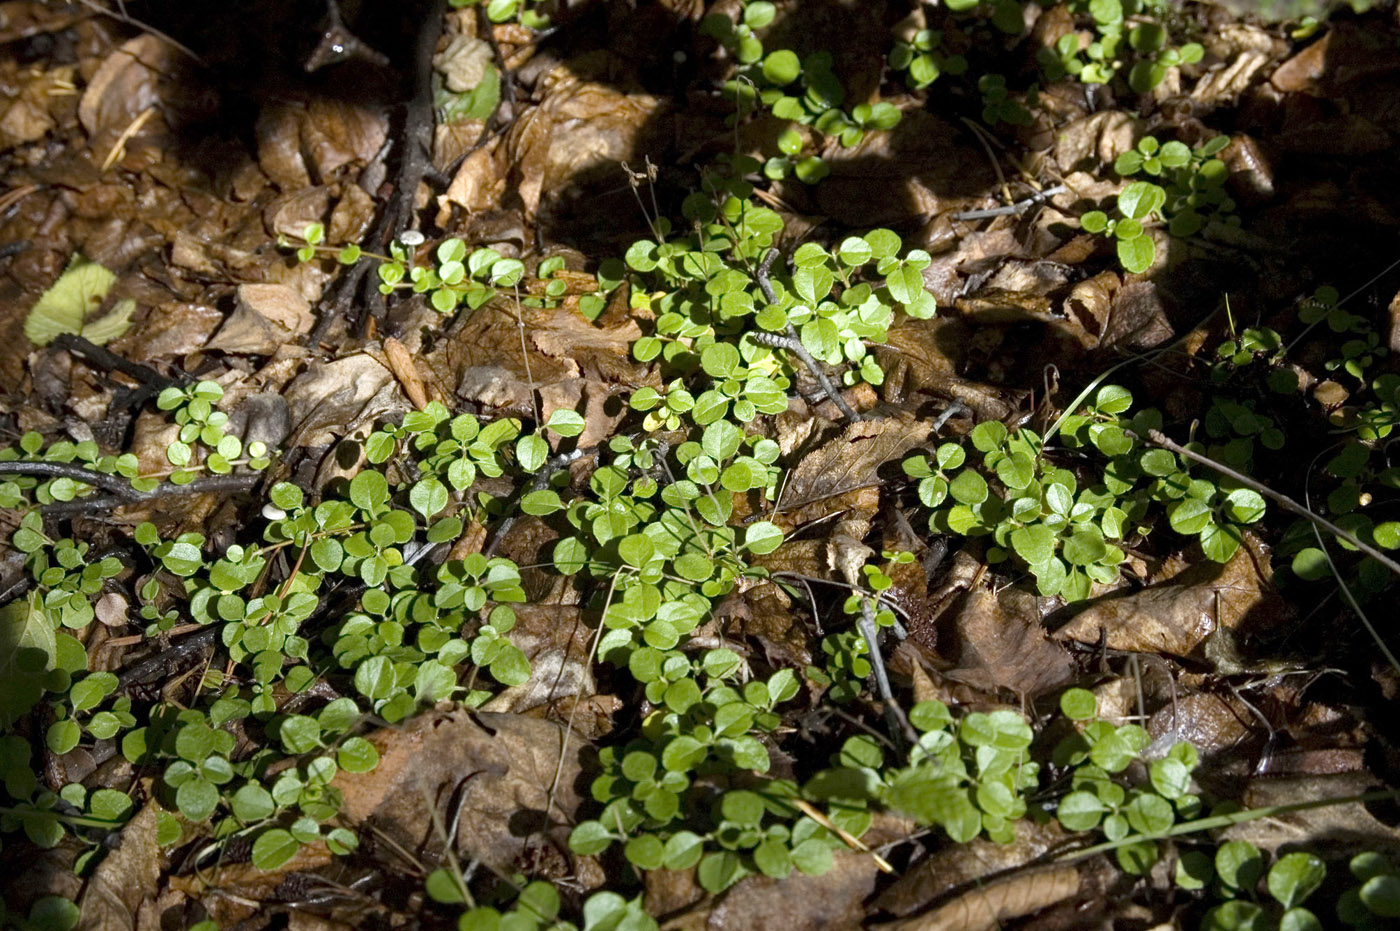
[[1051, 112, 1141, 175], [440, 135, 506, 219], [78, 36, 184, 160], [506, 69, 667, 218], [1193, 47, 1274, 108], [282, 353, 399, 448], [1064, 270, 1119, 345], [94, 592, 127, 627], [75, 803, 161, 931], [382, 335, 429, 410], [1054, 535, 1285, 661], [1270, 30, 1329, 95], [726, 580, 811, 670], [1100, 279, 1174, 352], [538, 377, 626, 450], [255, 99, 388, 190], [876, 866, 1080, 931], [210, 283, 314, 355], [1221, 134, 1276, 204], [108, 301, 221, 362], [435, 303, 641, 413], [327, 180, 378, 245], [264, 186, 333, 242], [876, 317, 1026, 422], [874, 819, 1069, 920]]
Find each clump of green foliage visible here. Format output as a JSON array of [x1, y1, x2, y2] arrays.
[[1190, 843, 1328, 930], [1038, 0, 1204, 91], [1197, 286, 1400, 596], [0, 390, 584, 872], [1082, 135, 1235, 273], [291, 224, 620, 322], [701, 2, 903, 184], [903, 385, 1266, 602], [888, 28, 967, 89], [449, 0, 550, 30], [622, 188, 935, 401]]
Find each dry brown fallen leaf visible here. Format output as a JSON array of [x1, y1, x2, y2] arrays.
[[1100, 279, 1174, 352], [506, 66, 667, 219], [169, 840, 334, 928], [1053, 535, 1285, 662], [1063, 270, 1119, 345], [108, 301, 222, 362], [333, 709, 591, 876], [874, 818, 1068, 920], [78, 35, 186, 165], [1147, 689, 1258, 763], [432, 300, 642, 415], [875, 865, 1081, 931], [704, 849, 886, 931], [1193, 43, 1275, 109], [76, 803, 161, 931], [281, 353, 400, 448], [207, 284, 315, 356], [777, 414, 932, 526], [255, 99, 387, 191], [382, 336, 429, 410], [934, 585, 1076, 699], [1051, 111, 1140, 175], [1226, 772, 1400, 862], [479, 604, 597, 715], [650, 813, 912, 931], [875, 317, 1025, 422]]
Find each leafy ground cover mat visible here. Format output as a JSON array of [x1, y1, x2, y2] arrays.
[[5, 0, 1400, 928]]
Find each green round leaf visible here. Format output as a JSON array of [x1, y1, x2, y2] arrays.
[[409, 477, 449, 520], [624, 834, 665, 871], [1268, 852, 1326, 910], [1059, 688, 1097, 721], [569, 820, 614, 856], [1117, 234, 1155, 274], [948, 470, 988, 505], [1362, 874, 1400, 917], [744, 521, 785, 555], [252, 827, 300, 870]]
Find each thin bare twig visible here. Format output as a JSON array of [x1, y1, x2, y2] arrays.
[[952, 185, 1067, 221], [754, 248, 863, 422], [73, 0, 207, 65], [0, 461, 137, 497], [39, 473, 262, 519], [1142, 428, 1400, 578], [858, 597, 918, 750], [1302, 449, 1400, 677]]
